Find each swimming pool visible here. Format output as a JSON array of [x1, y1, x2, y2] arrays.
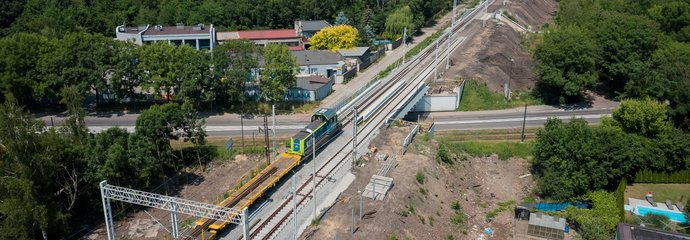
[[637, 205, 688, 223]]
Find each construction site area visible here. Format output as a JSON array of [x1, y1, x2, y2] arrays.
[[87, 0, 559, 239], [298, 124, 534, 240]]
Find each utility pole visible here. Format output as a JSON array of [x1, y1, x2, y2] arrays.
[[520, 104, 527, 143], [272, 104, 276, 161], [509, 58, 514, 101], [446, 30, 452, 70], [352, 108, 358, 169], [241, 109, 245, 154], [402, 27, 407, 64], [263, 114, 270, 165], [312, 133, 317, 221], [435, 40, 439, 80], [359, 190, 363, 220], [452, 0, 458, 26]]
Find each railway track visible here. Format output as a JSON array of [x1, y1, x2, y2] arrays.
[[174, 3, 490, 239], [246, 3, 489, 238]]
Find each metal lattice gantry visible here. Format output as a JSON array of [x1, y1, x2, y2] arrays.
[[99, 180, 250, 240]]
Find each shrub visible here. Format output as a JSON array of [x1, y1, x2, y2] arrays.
[[451, 200, 461, 211], [416, 170, 425, 184], [437, 144, 452, 164], [451, 212, 465, 225]]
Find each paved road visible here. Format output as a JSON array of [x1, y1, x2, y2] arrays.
[[412, 104, 617, 131], [59, 104, 614, 136]]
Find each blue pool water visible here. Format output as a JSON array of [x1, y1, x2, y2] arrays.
[[637, 205, 688, 223]]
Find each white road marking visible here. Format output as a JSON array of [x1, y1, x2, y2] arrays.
[[434, 114, 610, 125]]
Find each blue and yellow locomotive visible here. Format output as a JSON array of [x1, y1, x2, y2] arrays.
[[288, 108, 341, 156]]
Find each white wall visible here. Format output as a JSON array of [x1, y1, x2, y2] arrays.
[[413, 95, 458, 112]]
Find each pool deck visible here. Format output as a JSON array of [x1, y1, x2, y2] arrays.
[[627, 197, 684, 215], [629, 198, 682, 212]]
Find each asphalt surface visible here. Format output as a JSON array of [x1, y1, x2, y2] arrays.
[[39, 104, 616, 136]]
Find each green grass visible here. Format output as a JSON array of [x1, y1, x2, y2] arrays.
[[457, 80, 540, 111], [443, 140, 534, 160], [416, 170, 426, 184], [451, 200, 461, 211], [451, 212, 465, 225], [485, 200, 516, 221], [624, 184, 690, 204]]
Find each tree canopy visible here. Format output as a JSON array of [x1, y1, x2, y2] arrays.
[[534, 26, 598, 103], [383, 6, 417, 40], [261, 44, 298, 103], [534, 0, 690, 131], [604, 98, 674, 138], [310, 25, 360, 51]]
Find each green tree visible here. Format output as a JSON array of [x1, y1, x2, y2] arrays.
[[213, 39, 261, 104], [261, 44, 297, 103], [594, 12, 661, 93], [604, 98, 673, 138], [650, 42, 690, 130], [532, 118, 648, 199], [59, 85, 88, 142], [0, 101, 70, 239], [384, 6, 416, 40], [647, 1, 690, 36], [0, 32, 51, 104], [335, 11, 351, 25], [565, 191, 618, 239], [534, 26, 598, 103], [110, 41, 144, 102], [178, 47, 217, 105], [37, 32, 115, 105], [138, 42, 195, 100]]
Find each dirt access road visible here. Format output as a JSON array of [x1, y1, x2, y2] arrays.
[[439, 0, 558, 93]]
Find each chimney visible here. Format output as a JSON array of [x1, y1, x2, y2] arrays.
[[176, 23, 184, 29]]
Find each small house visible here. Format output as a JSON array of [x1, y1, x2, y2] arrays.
[[287, 74, 334, 101]]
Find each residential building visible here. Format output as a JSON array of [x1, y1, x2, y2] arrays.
[[287, 74, 334, 101], [295, 20, 332, 48], [291, 50, 346, 79], [216, 29, 304, 50], [115, 23, 216, 50], [295, 20, 331, 38], [337, 47, 371, 65], [617, 223, 690, 240]]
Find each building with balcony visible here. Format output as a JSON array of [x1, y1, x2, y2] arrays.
[[115, 23, 216, 50]]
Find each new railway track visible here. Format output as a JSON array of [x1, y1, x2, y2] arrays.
[[246, 5, 487, 238], [181, 2, 489, 239]]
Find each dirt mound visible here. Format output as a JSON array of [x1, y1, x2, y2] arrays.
[[445, 21, 535, 92], [506, 0, 558, 27], [302, 127, 533, 240]]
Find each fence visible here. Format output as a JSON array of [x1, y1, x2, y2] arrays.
[[634, 169, 690, 183], [401, 124, 420, 154], [390, 37, 403, 50], [342, 66, 357, 80]]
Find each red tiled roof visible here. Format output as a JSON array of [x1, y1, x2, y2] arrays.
[[288, 45, 305, 51], [237, 29, 298, 39]]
